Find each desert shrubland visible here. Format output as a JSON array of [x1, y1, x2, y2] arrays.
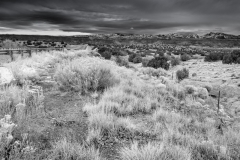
[[0, 48, 240, 160]]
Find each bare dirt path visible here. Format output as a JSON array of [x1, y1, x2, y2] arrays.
[[43, 91, 89, 143]]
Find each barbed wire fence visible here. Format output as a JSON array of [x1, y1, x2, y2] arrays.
[[0, 47, 64, 61]]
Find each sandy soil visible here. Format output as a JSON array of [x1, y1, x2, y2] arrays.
[[170, 59, 240, 117], [171, 59, 240, 87]]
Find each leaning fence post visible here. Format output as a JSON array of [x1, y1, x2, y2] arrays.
[[29, 49, 32, 57], [21, 50, 24, 57], [217, 90, 221, 113], [216, 89, 224, 134], [10, 50, 14, 61]]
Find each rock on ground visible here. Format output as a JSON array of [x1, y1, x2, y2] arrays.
[[197, 87, 209, 99], [0, 67, 15, 85]]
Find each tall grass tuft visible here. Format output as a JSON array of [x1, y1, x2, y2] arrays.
[[49, 138, 104, 160], [120, 142, 191, 160]]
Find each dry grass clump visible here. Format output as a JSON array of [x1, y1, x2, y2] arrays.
[[84, 80, 159, 117], [120, 142, 191, 160], [0, 84, 45, 121], [48, 138, 104, 160], [0, 85, 28, 117], [140, 67, 169, 77], [54, 57, 119, 93]]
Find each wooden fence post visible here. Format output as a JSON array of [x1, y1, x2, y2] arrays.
[[217, 90, 221, 113], [29, 50, 32, 57], [10, 50, 14, 61]]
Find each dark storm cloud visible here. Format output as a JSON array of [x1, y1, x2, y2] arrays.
[[0, 0, 240, 34]]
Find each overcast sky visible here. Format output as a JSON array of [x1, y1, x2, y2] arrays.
[[0, 0, 240, 35]]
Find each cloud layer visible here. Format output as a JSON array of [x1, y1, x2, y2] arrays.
[[0, 0, 240, 35]]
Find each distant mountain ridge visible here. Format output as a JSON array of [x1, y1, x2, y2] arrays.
[[202, 32, 240, 39], [158, 32, 240, 39]]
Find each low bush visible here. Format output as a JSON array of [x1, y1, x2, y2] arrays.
[[128, 53, 137, 62], [231, 50, 240, 62], [140, 53, 146, 57], [133, 55, 142, 64], [126, 50, 135, 55], [98, 47, 112, 59], [142, 58, 150, 67], [237, 57, 240, 64], [98, 47, 107, 54], [147, 56, 170, 70], [54, 57, 119, 93], [119, 50, 128, 56], [99, 51, 112, 60], [171, 57, 180, 66], [115, 56, 130, 68], [180, 54, 191, 61], [49, 138, 102, 160], [157, 52, 164, 57], [27, 40, 32, 45], [176, 68, 189, 81], [223, 50, 240, 64], [204, 52, 222, 62], [112, 49, 122, 56], [222, 53, 233, 64]]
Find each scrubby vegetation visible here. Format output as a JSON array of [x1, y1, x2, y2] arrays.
[[0, 43, 240, 160], [128, 53, 137, 62], [147, 56, 170, 70], [204, 50, 240, 64], [98, 47, 112, 59], [54, 57, 119, 93], [222, 50, 240, 64], [204, 52, 223, 62], [132, 55, 142, 64], [142, 58, 150, 67], [171, 57, 180, 66], [176, 68, 189, 81], [115, 56, 130, 68], [180, 54, 191, 61]]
